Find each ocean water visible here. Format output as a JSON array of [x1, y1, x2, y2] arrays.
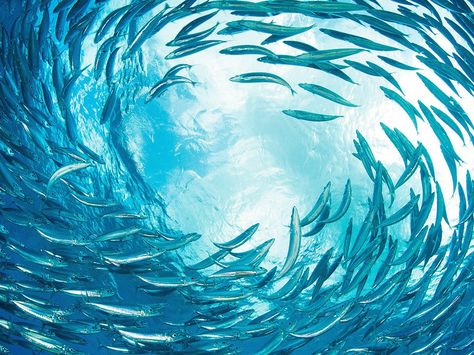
[[0, 0, 473, 353]]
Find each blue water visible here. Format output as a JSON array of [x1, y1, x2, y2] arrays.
[[0, 0, 473, 353]]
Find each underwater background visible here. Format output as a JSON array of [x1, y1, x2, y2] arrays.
[[0, 0, 473, 353]]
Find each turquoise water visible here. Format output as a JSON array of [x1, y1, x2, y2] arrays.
[[0, 0, 473, 353]]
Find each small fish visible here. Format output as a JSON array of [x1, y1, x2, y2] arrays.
[[380, 86, 422, 131], [230, 72, 295, 94], [367, 61, 404, 93], [303, 203, 330, 237], [175, 10, 219, 39], [391, 226, 427, 265], [430, 105, 465, 144], [279, 207, 301, 278], [297, 48, 366, 61], [300, 182, 331, 226], [294, 1, 367, 13], [224, 20, 314, 37], [46, 162, 91, 196], [12, 300, 69, 323], [369, 8, 421, 29], [299, 83, 358, 107], [101, 249, 164, 266], [345, 59, 381, 76], [146, 76, 196, 102], [282, 109, 342, 122], [220, 44, 276, 57], [77, 143, 104, 165], [266, 267, 304, 299], [418, 73, 471, 131], [137, 274, 198, 288], [95, 5, 131, 43], [290, 303, 352, 338], [250, 266, 277, 289], [378, 194, 420, 229], [165, 40, 225, 59], [122, 4, 171, 59], [306, 247, 334, 287], [377, 55, 419, 70], [395, 145, 423, 188], [187, 249, 230, 270], [100, 86, 119, 124], [213, 223, 259, 249], [163, 63, 192, 79], [319, 180, 352, 223], [86, 302, 163, 317], [94, 227, 142, 243], [320, 28, 400, 51], [185, 289, 252, 303], [209, 265, 265, 280], [418, 101, 462, 163], [355, 14, 408, 37], [168, 23, 219, 47], [284, 40, 318, 52], [117, 329, 187, 344]]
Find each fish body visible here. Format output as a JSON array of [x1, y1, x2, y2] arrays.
[[230, 72, 295, 94]]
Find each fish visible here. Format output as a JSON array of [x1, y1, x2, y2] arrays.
[[279, 207, 301, 278], [300, 182, 331, 226], [320, 28, 401, 51], [168, 23, 219, 47], [86, 302, 163, 317], [297, 48, 367, 61], [417, 72, 471, 132], [46, 162, 91, 196], [100, 86, 119, 124], [175, 10, 219, 39], [303, 202, 330, 236], [345, 59, 381, 77], [265, 267, 304, 299], [380, 86, 422, 130], [395, 145, 423, 188], [95, 5, 132, 44], [366, 61, 404, 93], [377, 55, 419, 70], [146, 76, 196, 102], [208, 264, 265, 280], [379, 193, 420, 229], [418, 101, 462, 163], [282, 109, 342, 122], [93, 227, 142, 243], [307, 247, 334, 287], [186, 249, 230, 270], [213, 223, 259, 249], [284, 40, 318, 52], [230, 72, 295, 94], [117, 329, 188, 345], [219, 44, 276, 57], [299, 83, 358, 107], [289, 303, 353, 338], [121, 3, 171, 59], [258, 54, 357, 84], [223, 19, 314, 38], [165, 40, 225, 59], [319, 180, 352, 223]]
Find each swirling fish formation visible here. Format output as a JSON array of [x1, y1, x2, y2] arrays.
[[0, 0, 473, 353]]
